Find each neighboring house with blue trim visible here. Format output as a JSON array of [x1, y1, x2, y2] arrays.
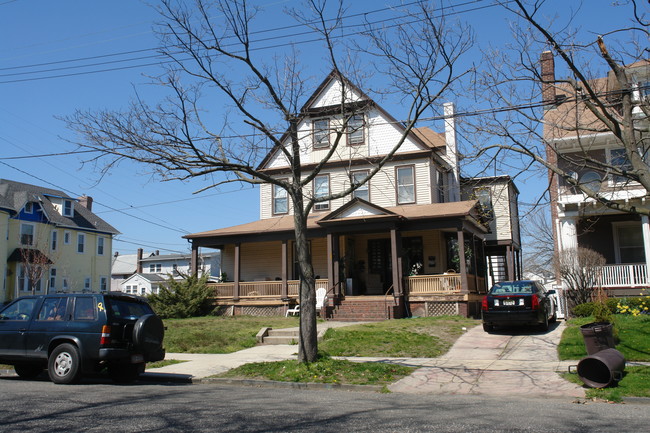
[[0, 179, 118, 303]]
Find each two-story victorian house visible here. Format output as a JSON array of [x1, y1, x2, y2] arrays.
[[0, 179, 118, 302], [185, 72, 520, 320], [543, 52, 650, 296]]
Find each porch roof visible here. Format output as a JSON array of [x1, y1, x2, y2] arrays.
[[185, 200, 485, 243]]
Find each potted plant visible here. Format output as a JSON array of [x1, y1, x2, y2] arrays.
[[579, 288, 616, 355]]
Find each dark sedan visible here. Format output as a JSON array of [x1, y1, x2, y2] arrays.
[[481, 280, 557, 333]]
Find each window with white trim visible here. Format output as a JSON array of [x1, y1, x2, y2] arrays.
[[63, 200, 73, 217], [97, 237, 105, 255], [99, 276, 108, 292], [24, 202, 34, 214], [351, 170, 369, 201], [396, 166, 415, 204], [77, 233, 85, 253], [613, 223, 645, 263], [49, 268, 57, 291], [64, 231, 71, 245], [347, 114, 364, 145], [51, 230, 58, 251], [84, 277, 91, 291], [608, 148, 633, 184], [273, 181, 288, 215], [314, 175, 330, 211], [313, 118, 330, 148], [20, 223, 35, 246], [149, 263, 162, 273]]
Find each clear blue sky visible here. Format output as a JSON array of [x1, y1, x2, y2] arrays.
[[0, 0, 634, 255]]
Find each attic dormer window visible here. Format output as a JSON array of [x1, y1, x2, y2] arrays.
[[63, 200, 73, 217], [24, 202, 34, 214]]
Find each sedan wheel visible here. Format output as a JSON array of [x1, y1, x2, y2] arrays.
[[48, 343, 81, 384]]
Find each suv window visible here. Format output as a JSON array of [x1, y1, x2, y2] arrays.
[[37, 297, 68, 321], [107, 298, 154, 319], [73, 297, 97, 321], [0, 298, 38, 321]]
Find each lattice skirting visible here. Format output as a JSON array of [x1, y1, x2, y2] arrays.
[[238, 306, 284, 317], [426, 301, 460, 317]]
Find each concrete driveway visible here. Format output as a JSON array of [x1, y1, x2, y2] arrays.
[[388, 321, 585, 398]]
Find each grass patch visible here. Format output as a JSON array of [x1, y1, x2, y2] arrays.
[[0, 364, 13, 370], [320, 316, 478, 358], [146, 359, 187, 369], [563, 366, 650, 402], [163, 315, 299, 353], [217, 356, 415, 386], [559, 315, 650, 361]]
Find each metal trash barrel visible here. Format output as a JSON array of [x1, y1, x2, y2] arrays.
[[580, 322, 615, 355], [576, 348, 626, 388]]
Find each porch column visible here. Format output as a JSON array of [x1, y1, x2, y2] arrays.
[[333, 235, 341, 297], [457, 230, 469, 293], [281, 240, 288, 300], [506, 245, 515, 281], [642, 216, 650, 284], [390, 228, 403, 296], [559, 217, 578, 251], [233, 243, 241, 301], [327, 233, 334, 294], [190, 244, 199, 277]]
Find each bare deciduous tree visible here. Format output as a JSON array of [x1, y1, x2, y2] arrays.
[[63, 0, 472, 362], [555, 247, 606, 307], [464, 0, 649, 216], [522, 208, 554, 277]]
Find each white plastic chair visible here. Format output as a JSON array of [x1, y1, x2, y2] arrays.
[[285, 304, 300, 317], [316, 287, 327, 311]]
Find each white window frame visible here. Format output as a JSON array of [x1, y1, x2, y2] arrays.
[[272, 180, 288, 215], [51, 230, 58, 251], [612, 222, 645, 264], [99, 276, 108, 292], [49, 268, 57, 292], [313, 174, 330, 211], [313, 118, 330, 149], [64, 231, 71, 245], [24, 202, 34, 214], [351, 170, 370, 201], [396, 165, 416, 204], [97, 237, 105, 256], [347, 114, 365, 145], [20, 223, 35, 246], [84, 277, 91, 291], [63, 200, 73, 217], [77, 233, 85, 254]]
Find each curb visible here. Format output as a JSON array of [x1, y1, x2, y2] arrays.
[[193, 377, 384, 393]]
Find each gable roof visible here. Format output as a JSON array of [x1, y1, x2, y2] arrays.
[[256, 70, 448, 171], [0, 179, 119, 234]]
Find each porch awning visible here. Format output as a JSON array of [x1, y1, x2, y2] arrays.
[[184, 199, 486, 244], [7, 248, 53, 264]]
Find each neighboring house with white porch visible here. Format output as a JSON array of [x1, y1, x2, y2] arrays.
[[542, 52, 650, 296]]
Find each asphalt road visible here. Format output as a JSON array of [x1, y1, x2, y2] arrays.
[[1, 378, 647, 432]]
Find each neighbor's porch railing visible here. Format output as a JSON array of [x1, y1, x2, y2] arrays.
[[596, 264, 649, 288], [208, 279, 329, 299], [404, 274, 462, 294]]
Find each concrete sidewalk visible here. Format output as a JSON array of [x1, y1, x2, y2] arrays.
[[145, 320, 587, 398]]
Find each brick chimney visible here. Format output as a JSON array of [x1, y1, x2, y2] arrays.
[[78, 195, 93, 211], [541, 51, 556, 107], [136, 248, 143, 273]]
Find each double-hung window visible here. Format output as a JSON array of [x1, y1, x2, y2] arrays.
[[77, 233, 85, 253], [273, 181, 288, 215], [51, 230, 58, 251], [396, 166, 415, 204], [313, 118, 330, 148], [609, 148, 633, 184], [63, 200, 73, 217], [20, 223, 34, 246], [97, 237, 105, 255], [314, 175, 330, 211], [347, 114, 364, 145], [351, 170, 369, 201]]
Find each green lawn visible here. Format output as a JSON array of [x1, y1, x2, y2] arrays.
[[559, 314, 650, 401]]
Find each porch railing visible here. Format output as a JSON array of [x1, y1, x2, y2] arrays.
[[405, 274, 462, 294], [208, 279, 329, 299], [596, 264, 648, 288]]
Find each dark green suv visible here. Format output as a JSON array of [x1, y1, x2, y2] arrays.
[[0, 292, 165, 384]]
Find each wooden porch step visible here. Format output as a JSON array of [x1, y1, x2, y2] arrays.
[[328, 297, 399, 321]]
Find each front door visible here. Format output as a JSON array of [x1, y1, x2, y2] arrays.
[[367, 239, 392, 294]]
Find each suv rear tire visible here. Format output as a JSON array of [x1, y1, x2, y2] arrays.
[[48, 343, 81, 384], [108, 363, 143, 383]]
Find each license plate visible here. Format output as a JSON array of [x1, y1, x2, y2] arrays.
[[503, 300, 515, 306], [131, 354, 144, 364]]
